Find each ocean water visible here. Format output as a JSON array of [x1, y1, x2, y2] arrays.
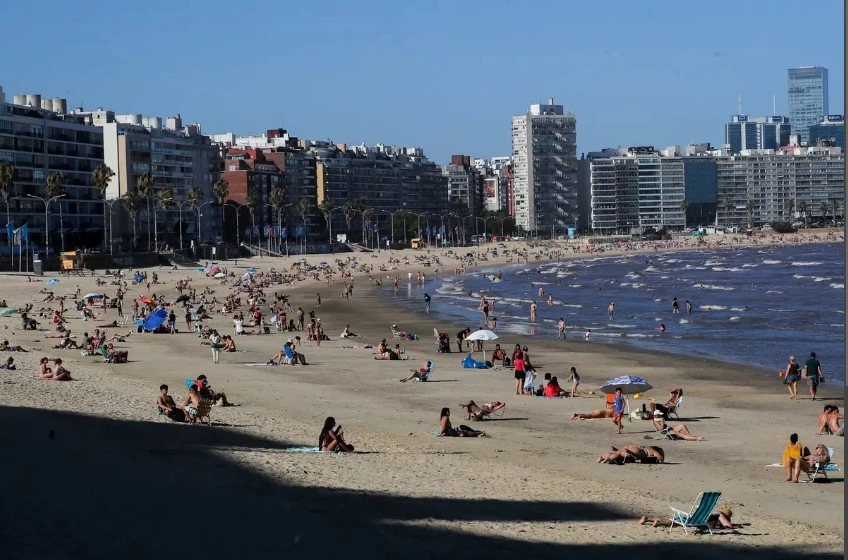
[[390, 243, 845, 385]]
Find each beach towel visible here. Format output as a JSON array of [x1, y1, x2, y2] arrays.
[[285, 446, 323, 453], [245, 362, 279, 367], [461, 354, 488, 369]]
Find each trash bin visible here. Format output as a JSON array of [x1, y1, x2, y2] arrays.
[[33, 255, 43, 276]]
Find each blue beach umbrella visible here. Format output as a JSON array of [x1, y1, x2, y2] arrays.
[[45, 278, 59, 285], [599, 375, 652, 395], [246, 267, 256, 273], [143, 309, 168, 331]]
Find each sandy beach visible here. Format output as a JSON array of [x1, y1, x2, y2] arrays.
[[0, 230, 843, 560]]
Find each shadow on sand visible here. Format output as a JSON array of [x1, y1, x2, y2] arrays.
[[1, 405, 839, 560]]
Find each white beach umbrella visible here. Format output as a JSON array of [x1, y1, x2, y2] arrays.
[[464, 329, 499, 362]]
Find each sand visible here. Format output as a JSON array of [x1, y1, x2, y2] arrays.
[[0, 230, 842, 560]]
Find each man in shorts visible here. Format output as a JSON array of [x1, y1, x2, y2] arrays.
[[612, 387, 625, 434], [803, 351, 824, 401]]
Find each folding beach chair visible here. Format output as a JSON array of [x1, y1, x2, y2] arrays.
[[807, 447, 836, 482], [391, 325, 404, 340], [668, 395, 684, 419], [414, 361, 435, 382], [669, 491, 722, 534]]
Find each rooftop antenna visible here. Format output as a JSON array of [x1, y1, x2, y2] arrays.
[[737, 95, 742, 115], [773, 94, 776, 115]]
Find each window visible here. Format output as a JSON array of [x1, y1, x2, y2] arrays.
[[33, 169, 44, 181]]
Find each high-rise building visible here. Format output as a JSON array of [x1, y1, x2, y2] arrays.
[[511, 98, 577, 234], [788, 66, 829, 143], [220, 148, 285, 244], [445, 155, 484, 218], [808, 115, 845, 149], [725, 115, 791, 154], [0, 91, 105, 253]]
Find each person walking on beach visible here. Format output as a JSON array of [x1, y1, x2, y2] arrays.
[[803, 352, 824, 401], [168, 310, 176, 334], [784, 355, 801, 400], [530, 301, 537, 323], [672, 297, 680, 314], [608, 302, 615, 321], [612, 387, 625, 434], [424, 293, 431, 314], [567, 366, 580, 397], [296, 307, 305, 330], [316, 293, 321, 308], [557, 317, 566, 339]]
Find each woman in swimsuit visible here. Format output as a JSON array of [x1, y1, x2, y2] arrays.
[[318, 417, 354, 452], [439, 407, 486, 437]]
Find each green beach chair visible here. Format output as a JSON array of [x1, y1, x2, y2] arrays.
[[669, 491, 721, 534]]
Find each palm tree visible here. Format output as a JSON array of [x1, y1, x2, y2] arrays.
[[269, 187, 286, 252], [679, 199, 690, 228], [297, 196, 311, 252], [798, 200, 808, 227], [157, 187, 175, 247], [185, 186, 203, 242], [121, 188, 143, 250], [784, 198, 795, 221], [317, 198, 333, 239], [745, 199, 756, 229], [46, 172, 66, 252], [723, 196, 734, 228], [0, 162, 18, 255], [830, 198, 840, 225], [212, 179, 229, 240], [91, 163, 115, 252], [244, 186, 259, 242], [362, 208, 376, 248], [819, 200, 829, 224], [342, 200, 357, 231], [136, 172, 155, 251]]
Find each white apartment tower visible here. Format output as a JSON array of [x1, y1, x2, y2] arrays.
[[511, 98, 577, 233]]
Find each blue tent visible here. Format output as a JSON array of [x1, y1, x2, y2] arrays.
[[143, 309, 168, 331]]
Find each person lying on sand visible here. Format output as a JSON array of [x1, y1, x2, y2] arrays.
[[638, 505, 734, 530], [597, 445, 665, 464], [0, 340, 28, 352], [319, 416, 354, 452], [157, 384, 186, 422], [458, 400, 506, 420], [400, 360, 432, 382], [652, 412, 703, 441], [1, 357, 16, 370], [97, 320, 120, 328], [571, 409, 613, 420], [438, 407, 486, 437], [817, 405, 843, 435]]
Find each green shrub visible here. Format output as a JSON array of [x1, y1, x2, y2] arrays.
[[769, 221, 796, 234]]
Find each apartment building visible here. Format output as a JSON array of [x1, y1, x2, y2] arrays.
[[788, 66, 829, 143], [0, 91, 105, 253], [512, 98, 578, 234], [445, 155, 484, 217], [808, 115, 845, 149]]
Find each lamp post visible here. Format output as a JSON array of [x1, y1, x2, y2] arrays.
[[380, 209, 400, 246], [197, 200, 215, 245], [327, 206, 343, 244], [225, 201, 245, 247], [416, 212, 429, 242], [475, 217, 485, 243], [439, 213, 450, 247], [104, 198, 121, 255], [27, 193, 65, 258], [448, 213, 461, 246], [164, 198, 190, 251]]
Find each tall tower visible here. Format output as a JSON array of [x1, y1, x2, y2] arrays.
[[788, 66, 829, 144], [511, 98, 577, 234]]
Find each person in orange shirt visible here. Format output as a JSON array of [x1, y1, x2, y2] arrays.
[[543, 376, 567, 397], [782, 433, 809, 483]]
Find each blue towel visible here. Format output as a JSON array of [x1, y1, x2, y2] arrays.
[[286, 446, 322, 453]]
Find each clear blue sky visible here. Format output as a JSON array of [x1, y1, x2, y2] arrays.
[[1, 0, 843, 164]]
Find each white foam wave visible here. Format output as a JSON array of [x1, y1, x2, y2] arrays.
[[729, 307, 746, 312], [679, 319, 690, 324], [792, 261, 822, 266], [698, 305, 727, 310], [712, 267, 743, 272], [693, 283, 734, 291], [762, 259, 781, 264], [813, 277, 832, 282], [792, 274, 808, 279], [704, 260, 723, 266], [729, 316, 741, 321], [830, 283, 845, 289], [644, 266, 661, 272], [766, 290, 784, 294], [607, 323, 638, 329]]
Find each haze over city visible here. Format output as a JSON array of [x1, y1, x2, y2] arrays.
[[1, 0, 843, 163]]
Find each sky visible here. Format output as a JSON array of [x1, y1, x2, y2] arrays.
[[1, 1, 844, 164]]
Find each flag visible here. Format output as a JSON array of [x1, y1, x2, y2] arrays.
[[20, 224, 27, 242], [12, 227, 22, 246], [244, 227, 251, 238], [281, 227, 288, 239], [253, 225, 260, 236], [6, 223, 12, 242]]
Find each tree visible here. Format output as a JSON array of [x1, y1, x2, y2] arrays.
[[723, 196, 734, 228], [362, 208, 376, 248], [317, 198, 333, 236], [0, 162, 18, 254], [680, 199, 690, 228], [46, 172, 67, 252], [269, 187, 286, 252], [136, 172, 155, 251], [342, 200, 358, 229], [297, 196, 312, 252], [830, 198, 840, 225], [244, 185, 259, 242], [745, 199, 756, 229], [91, 163, 115, 251], [820, 200, 829, 223], [797, 200, 808, 227], [185, 186, 203, 242], [212, 179, 229, 240], [784, 198, 795, 220], [121, 188, 143, 249]]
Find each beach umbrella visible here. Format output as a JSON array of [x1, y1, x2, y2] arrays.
[[464, 329, 499, 361], [143, 308, 168, 331], [82, 293, 104, 300], [299, 258, 307, 262], [134, 274, 144, 282], [246, 267, 256, 273], [214, 272, 225, 279], [600, 375, 652, 395], [45, 278, 59, 285], [319, 261, 328, 266]]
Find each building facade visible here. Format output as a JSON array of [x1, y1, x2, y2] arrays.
[[445, 155, 484, 217], [715, 147, 844, 227], [788, 66, 829, 144], [725, 115, 791, 154], [512, 98, 578, 234], [0, 91, 105, 253], [220, 148, 285, 244], [682, 157, 718, 226], [808, 115, 845, 149]]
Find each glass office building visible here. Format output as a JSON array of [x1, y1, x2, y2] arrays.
[[788, 66, 829, 144]]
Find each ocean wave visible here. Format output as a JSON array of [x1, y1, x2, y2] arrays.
[[792, 261, 823, 266], [698, 305, 727, 310], [607, 323, 638, 329], [664, 259, 681, 263], [625, 272, 641, 280], [712, 267, 743, 272], [742, 264, 758, 268], [830, 283, 845, 289], [729, 316, 741, 321], [704, 260, 723, 266], [792, 274, 808, 279], [813, 277, 832, 282], [729, 307, 746, 312], [762, 259, 782, 264], [693, 283, 734, 291], [569, 284, 582, 288], [766, 290, 784, 294], [644, 266, 661, 272]]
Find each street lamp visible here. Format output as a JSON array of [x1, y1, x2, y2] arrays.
[[380, 209, 400, 246], [475, 217, 485, 243], [27, 193, 65, 258], [416, 212, 430, 242], [164, 198, 191, 251], [328, 206, 343, 244], [225, 201, 246, 247], [196, 200, 215, 245], [104, 198, 121, 255]]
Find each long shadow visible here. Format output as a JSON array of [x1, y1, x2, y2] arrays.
[[0, 405, 840, 560], [423, 379, 459, 383]]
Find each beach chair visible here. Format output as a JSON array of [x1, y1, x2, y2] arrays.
[[414, 362, 435, 382], [668, 395, 684, 419], [807, 447, 836, 482], [391, 325, 404, 340], [669, 491, 722, 534], [283, 345, 296, 365]]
